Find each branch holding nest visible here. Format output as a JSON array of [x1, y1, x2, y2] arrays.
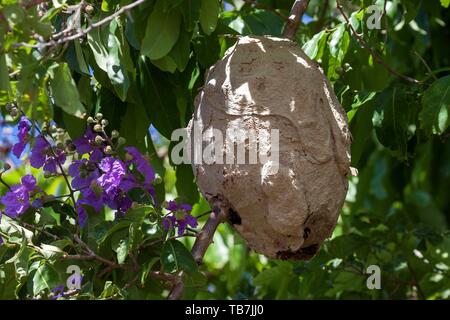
[[168, 206, 228, 300]]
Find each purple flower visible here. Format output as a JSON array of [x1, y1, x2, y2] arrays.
[[51, 285, 66, 300], [73, 128, 95, 155], [29, 136, 47, 169], [76, 205, 88, 228], [12, 116, 31, 158], [166, 200, 192, 213], [77, 187, 104, 213], [162, 200, 196, 235], [29, 136, 66, 173], [106, 194, 132, 217], [43, 149, 66, 174], [177, 214, 198, 236], [167, 200, 178, 212], [125, 147, 155, 185], [97, 157, 126, 197], [162, 214, 176, 230], [0, 174, 37, 217], [69, 159, 99, 190]]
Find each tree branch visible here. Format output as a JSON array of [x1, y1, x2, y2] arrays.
[[336, 0, 421, 85], [283, 0, 310, 40], [168, 206, 228, 300], [15, 0, 147, 49]]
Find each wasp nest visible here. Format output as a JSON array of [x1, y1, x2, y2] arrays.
[[187, 36, 351, 260]]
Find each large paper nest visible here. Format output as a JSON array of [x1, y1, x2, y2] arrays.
[[187, 36, 351, 260]]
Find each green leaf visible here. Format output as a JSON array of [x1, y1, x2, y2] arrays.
[[106, 20, 130, 101], [49, 63, 86, 118], [74, 41, 90, 75], [327, 24, 350, 80], [302, 31, 328, 60], [420, 75, 450, 135], [161, 240, 197, 274], [199, 0, 220, 35], [181, 0, 202, 31], [169, 31, 192, 72], [137, 58, 180, 138], [141, 0, 181, 60], [32, 263, 60, 295], [0, 53, 11, 100], [440, 0, 450, 8], [372, 87, 414, 159], [175, 163, 199, 205], [115, 238, 129, 264], [151, 55, 178, 73]]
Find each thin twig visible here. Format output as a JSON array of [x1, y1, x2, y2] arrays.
[[336, 0, 421, 85], [15, 0, 147, 49], [413, 49, 438, 81], [0, 170, 11, 189], [168, 206, 228, 300], [283, 0, 310, 40]]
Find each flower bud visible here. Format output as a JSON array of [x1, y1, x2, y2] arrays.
[[111, 130, 120, 138], [85, 4, 94, 14], [56, 142, 65, 150], [95, 113, 103, 120], [117, 137, 126, 146], [101, 119, 109, 127], [95, 135, 104, 145], [66, 140, 76, 152], [9, 107, 18, 117], [153, 174, 162, 185], [104, 145, 113, 154], [93, 124, 103, 132], [87, 116, 95, 124], [3, 163, 11, 171], [5, 103, 12, 111]]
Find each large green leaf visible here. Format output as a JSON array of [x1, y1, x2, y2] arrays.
[[141, 0, 181, 60], [32, 263, 60, 296], [302, 30, 328, 60], [372, 87, 416, 159], [0, 53, 11, 101], [199, 0, 220, 35], [420, 75, 450, 136], [137, 58, 180, 138], [49, 63, 86, 118], [161, 239, 198, 274], [327, 24, 350, 80], [106, 20, 130, 101]]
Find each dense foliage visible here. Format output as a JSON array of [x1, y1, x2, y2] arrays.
[[0, 0, 449, 299]]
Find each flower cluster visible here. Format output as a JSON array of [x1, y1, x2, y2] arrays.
[[162, 200, 198, 236], [0, 174, 40, 217], [0, 114, 197, 234]]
